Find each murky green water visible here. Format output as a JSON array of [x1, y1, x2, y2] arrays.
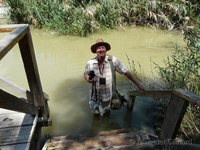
[[0, 26, 185, 136]]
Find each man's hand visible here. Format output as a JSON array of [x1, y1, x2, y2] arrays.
[[84, 74, 97, 83], [137, 84, 145, 93], [124, 71, 145, 93]]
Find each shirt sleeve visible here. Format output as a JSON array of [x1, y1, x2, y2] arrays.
[[84, 61, 90, 75], [113, 56, 128, 75]]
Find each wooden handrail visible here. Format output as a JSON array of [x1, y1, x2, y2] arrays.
[[128, 88, 200, 140], [0, 24, 50, 119], [173, 89, 200, 106], [0, 77, 33, 102], [0, 89, 38, 115], [0, 24, 28, 60], [128, 90, 172, 98], [0, 24, 28, 32]]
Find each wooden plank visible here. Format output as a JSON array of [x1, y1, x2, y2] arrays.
[[0, 108, 22, 115], [128, 90, 172, 98], [18, 29, 49, 119], [28, 114, 40, 150], [173, 89, 200, 106], [0, 113, 35, 129], [0, 24, 28, 29], [0, 114, 37, 149], [0, 143, 30, 150], [0, 125, 33, 146], [0, 89, 38, 115], [0, 77, 33, 103], [37, 118, 52, 127], [0, 24, 28, 60], [127, 95, 136, 111], [159, 93, 189, 140], [0, 27, 15, 32]]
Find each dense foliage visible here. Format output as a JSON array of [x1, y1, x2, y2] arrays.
[[156, 24, 200, 142], [4, 0, 200, 36]]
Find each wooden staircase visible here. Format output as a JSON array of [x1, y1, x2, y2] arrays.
[[0, 24, 51, 150]]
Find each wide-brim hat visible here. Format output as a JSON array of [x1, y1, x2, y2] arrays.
[[91, 39, 111, 53]]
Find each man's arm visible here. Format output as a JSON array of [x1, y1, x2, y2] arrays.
[[124, 71, 145, 92]]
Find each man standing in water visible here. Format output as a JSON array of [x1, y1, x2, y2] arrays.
[[84, 39, 145, 116]]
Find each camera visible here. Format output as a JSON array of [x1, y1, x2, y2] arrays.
[[89, 70, 95, 80]]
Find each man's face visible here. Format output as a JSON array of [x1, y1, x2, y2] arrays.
[[96, 45, 107, 57]]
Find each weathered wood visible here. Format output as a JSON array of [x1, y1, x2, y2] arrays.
[[0, 112, 35, 128], [0, 24, 28, 60], [0, 108, 21, 115], [127, 95, 136, 111], [128, 90, 172, 98], [159, 93, 189, 140], [29, 114, 40, 150], [18, 28, 49, 119], [0, 89, 38, 115], [0, 24, 26, 33], [37, 118, 52, 127], [0, 77, 33, 103], [0, 27, 15, 32], [173, 89, 200, 106], [0, 24, 28, 29], [45, 129, 145, 150], [0, 125, 34, 145], [43, 92, 49, 101], [0, 143, 30, 150]]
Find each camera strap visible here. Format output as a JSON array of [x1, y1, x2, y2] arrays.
[[91, 82, 98, 102], [108, 55, 117, 95]]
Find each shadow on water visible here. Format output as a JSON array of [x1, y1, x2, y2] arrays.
[[43, 77, 156, 137]]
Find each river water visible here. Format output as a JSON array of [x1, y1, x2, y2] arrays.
[[0, 26, 185, 137]]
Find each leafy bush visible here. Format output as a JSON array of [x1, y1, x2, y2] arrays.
[[4, 0, 199, 36], [156, 26, 200, 142]]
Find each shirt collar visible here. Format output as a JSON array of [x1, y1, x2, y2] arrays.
[[93, 55, 109, 64]]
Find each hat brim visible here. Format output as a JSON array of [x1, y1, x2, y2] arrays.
[[91, 42, 111, 53]]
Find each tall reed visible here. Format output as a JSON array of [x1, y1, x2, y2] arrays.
[[156, 25, 200, 142], [4, 0, 199, 36]]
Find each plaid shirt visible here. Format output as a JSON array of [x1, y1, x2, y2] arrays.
[[84, 55, 128, 114]]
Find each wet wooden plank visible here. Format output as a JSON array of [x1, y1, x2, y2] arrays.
[[128, 90, 172, 98], [173, 89, 200, 106], [0, 24, 28, 60], [0, 89, 38, 115]]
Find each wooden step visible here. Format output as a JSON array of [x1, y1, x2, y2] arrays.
[[0, 108, 37, 150], [43, 128, 155, 150]]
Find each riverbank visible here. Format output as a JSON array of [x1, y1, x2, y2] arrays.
[[3, 0, 199, 36]]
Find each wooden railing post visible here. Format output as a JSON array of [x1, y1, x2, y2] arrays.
[[127, 95, 136, 111], [18, 26, 49, 119], [159, 93, 189, 140]]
